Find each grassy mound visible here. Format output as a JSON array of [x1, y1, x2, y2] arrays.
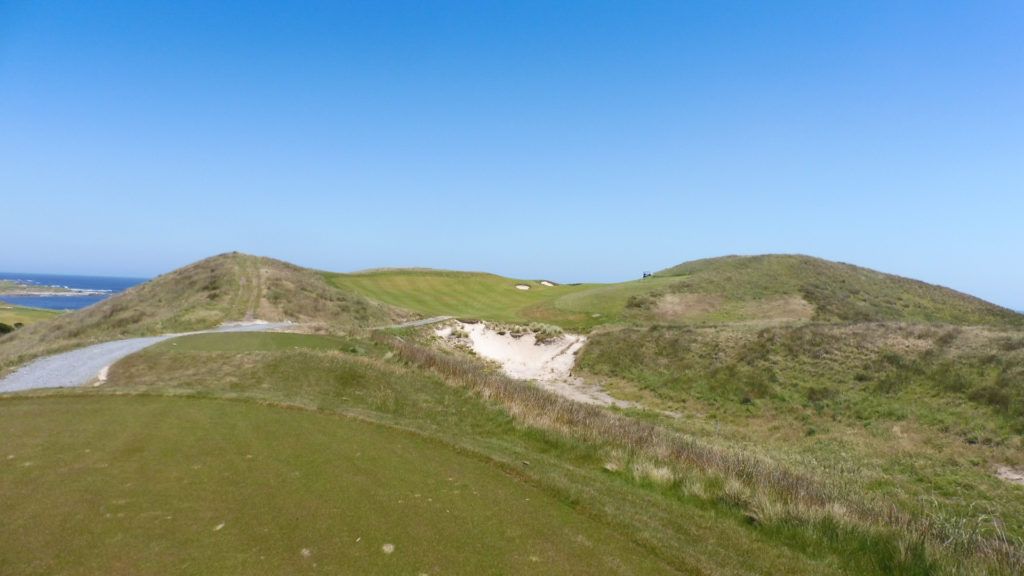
[[581, 323, 1024, 423], [329, 255, 1023, 330], [0, 253, 401, 375], [5, 253, 1024, 574], [653, 255, 1023, 325], [577, 322, 1024, 548]]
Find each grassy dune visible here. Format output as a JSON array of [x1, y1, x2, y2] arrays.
[[654, 255, 1024, 326], [382, 329, 1024, 575], [0, 253, 401, 376], [325, 256, 1024, 573], [578, 323, 1024, 537], [4, 253, 1023, 574], [329, 255, 1023, 330]]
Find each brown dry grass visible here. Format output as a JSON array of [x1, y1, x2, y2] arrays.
[[741, 295, 815, 322], [654, 293, 724, 322], [651, 294, 813, 325]]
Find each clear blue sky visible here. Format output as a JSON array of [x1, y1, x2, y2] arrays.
[[2, 1, 1021, 309]]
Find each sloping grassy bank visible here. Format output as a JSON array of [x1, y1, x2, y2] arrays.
[[655, 255, 1023, 326], [0, 253, 400, 377], [31, 331, 849, 575], [579, 323, 1024, 432], [576, 323, 1024, 557], [6, 328, 1021, 573], [375, 329, 1023, 575], [97, 329, 1021, 576]]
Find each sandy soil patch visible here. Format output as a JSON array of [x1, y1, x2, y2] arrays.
[[438, 321, 630, 407], [515, 284, 530, 291], [996, 465, 1024, 487], [540, 281, 555, 287], [742, 295, 814, 322], [655, 294, 724, 322]]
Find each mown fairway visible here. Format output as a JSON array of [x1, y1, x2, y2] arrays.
[[326, 269, 681, 330], [0, 395, 678, 576], [328, 270, 595, 325], [0, 303, 60, 327]]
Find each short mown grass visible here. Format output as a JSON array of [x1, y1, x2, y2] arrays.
[[0, 302, 61, 328], [326, 269, 671, 331], [0, 395, 679, 576]]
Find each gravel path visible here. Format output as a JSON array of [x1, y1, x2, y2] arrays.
[[0, 322, 293, 394]]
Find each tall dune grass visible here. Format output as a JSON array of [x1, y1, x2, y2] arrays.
[[374, 330, 1024, 575]]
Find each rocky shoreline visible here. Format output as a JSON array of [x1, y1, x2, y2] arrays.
[[0, 280, 108, 297]]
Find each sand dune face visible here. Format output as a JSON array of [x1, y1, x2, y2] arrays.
[[438, 321, 629, 407]]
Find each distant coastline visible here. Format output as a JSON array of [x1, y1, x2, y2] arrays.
[[0, 273, 147, 311], [0, 283, 110, 298], [1, 289, 111, 297]]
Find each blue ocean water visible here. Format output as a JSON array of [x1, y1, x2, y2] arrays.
[[0, 272, 148, 311]]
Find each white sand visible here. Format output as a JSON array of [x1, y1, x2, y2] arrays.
[[540, 281, 554, 287], [996, 465, 1024, 486], [515, 284, 530, 290], [440, 321, 630, 407]]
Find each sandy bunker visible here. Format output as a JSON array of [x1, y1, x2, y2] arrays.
[[437, 321, 628, 407]]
